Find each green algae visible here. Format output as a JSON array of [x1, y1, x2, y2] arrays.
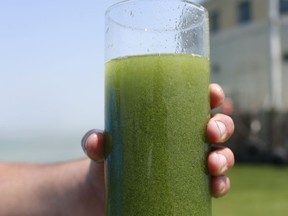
[[105, 54, 211, 216]]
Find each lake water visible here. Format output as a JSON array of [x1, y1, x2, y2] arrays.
[[0, 132, 86, 163]]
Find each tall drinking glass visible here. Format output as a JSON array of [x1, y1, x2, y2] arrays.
[[105, 0, 210, 215]]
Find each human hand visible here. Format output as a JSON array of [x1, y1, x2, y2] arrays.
[[207, 83, 235, 197], [82, 83, 235, 201]]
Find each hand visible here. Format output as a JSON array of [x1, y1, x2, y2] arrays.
[[82, 83, 235, 202], [207, 83, 235, 197]]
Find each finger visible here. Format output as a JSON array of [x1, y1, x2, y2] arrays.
[[81, 129, 105, 162], [211, 176, 231, 198], [207, 113, 234, 143], [208, 147, 235, 176], [209, 83, 225, 109]]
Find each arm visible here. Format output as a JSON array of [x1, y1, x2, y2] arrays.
[[0, 160, 105, 216]]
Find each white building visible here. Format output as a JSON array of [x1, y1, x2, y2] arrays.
[[204, 0, 288, 112], [203, 0, 288, 163]]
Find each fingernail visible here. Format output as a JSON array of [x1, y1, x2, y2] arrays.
[[87, 133, 98, 150], [215, 120, 227, 140], [81, 135, 89, 155], [219, 178, 226, 194], [217, 153, 228, 173], [81, 129, 100, 155], [214, 84, 223, 94]]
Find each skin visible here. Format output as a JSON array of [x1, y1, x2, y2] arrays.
[[0, 83, 234, 216]]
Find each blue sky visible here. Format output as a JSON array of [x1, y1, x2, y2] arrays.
[[0, 0, 117, 135]]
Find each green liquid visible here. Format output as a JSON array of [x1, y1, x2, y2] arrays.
[[105, 54, 211, 216]]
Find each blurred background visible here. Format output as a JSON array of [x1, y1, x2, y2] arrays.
[[0, 0, 287, 215], [206, 0, 288, 166], [205, 0, 288, 215]]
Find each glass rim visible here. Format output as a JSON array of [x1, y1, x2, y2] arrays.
[[105, 0, 208, 32]]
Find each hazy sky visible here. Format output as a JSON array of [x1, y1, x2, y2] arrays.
[[0, 0, 204, 136], [0, 0, 115, 135]]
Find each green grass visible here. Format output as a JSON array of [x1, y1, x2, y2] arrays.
[[212, 165, 288, 216]]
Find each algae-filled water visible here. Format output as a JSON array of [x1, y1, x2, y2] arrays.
[[105, 54, 211, 216]]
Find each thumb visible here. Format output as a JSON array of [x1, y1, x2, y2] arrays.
[[81, 129, 105, 162]]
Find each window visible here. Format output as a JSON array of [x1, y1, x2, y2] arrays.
[[238, 1, 251, 24], [280, 0, 288, 14], [283, 52, 288, 62], [210, 11, 220, 33]]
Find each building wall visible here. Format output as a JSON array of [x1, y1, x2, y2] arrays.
[[205, 0, 269, 31], [253, 0, 268, 21], [204, 0, 288, 111], [281, 16, 288, 111], [210, 21, 271, 112]]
